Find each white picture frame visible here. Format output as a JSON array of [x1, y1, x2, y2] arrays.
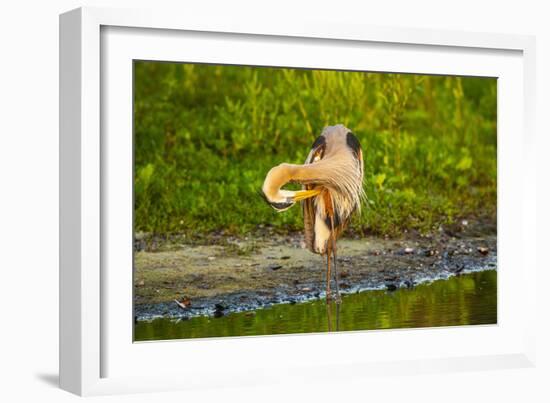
[[59, 6, 537, 396]]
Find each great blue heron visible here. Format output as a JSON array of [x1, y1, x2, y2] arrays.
[[261, 124, 365, 303]]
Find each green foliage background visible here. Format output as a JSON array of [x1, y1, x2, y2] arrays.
[[134, 62, 497, 237]]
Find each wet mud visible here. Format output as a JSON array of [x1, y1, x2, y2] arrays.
[[135, 220, 497, 321]]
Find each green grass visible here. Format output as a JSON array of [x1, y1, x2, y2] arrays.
[[134, 62, 497, 237]]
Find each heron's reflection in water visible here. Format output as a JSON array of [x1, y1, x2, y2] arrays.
[[326, 300, 342, 332]]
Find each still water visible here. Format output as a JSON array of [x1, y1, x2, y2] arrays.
[[135, 270, 497, 341]]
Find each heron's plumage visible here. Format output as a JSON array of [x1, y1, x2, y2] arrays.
[[262, 124, 364, 253], [301, 125, 364, 253]]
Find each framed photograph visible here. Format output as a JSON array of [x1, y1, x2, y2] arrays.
[[60, 6, 537, 396]]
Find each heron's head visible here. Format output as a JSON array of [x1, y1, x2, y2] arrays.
[[260, 163, 320, 212]]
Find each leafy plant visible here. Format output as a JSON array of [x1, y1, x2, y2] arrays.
[[134, 62, 496, 237]]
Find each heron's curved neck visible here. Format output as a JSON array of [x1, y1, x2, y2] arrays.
[[262, 163, 294, 202], [264, 162, 335, 198]]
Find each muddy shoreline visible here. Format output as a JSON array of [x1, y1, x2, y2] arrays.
[[134, 219, 497, 321]]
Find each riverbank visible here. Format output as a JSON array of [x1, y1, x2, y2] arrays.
[[135, 270, 497, 340], [134, 218, 496, 321]]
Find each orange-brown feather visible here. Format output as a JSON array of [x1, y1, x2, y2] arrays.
[[302, 184, 316, 252]]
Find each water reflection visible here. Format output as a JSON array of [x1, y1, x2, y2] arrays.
[[326, 299, 342, 332], [135, 270, 497, 341], [326, 302, 332, 332]]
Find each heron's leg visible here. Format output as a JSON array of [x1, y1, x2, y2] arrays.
[[329, 216, 341, 305]]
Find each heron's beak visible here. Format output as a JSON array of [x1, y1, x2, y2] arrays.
[[292, 189, 321, 202]]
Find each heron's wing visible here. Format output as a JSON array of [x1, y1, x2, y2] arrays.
[[302, 141, 323, 254], [301, 146, 317, 252], [302, 185, 316, 253]]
